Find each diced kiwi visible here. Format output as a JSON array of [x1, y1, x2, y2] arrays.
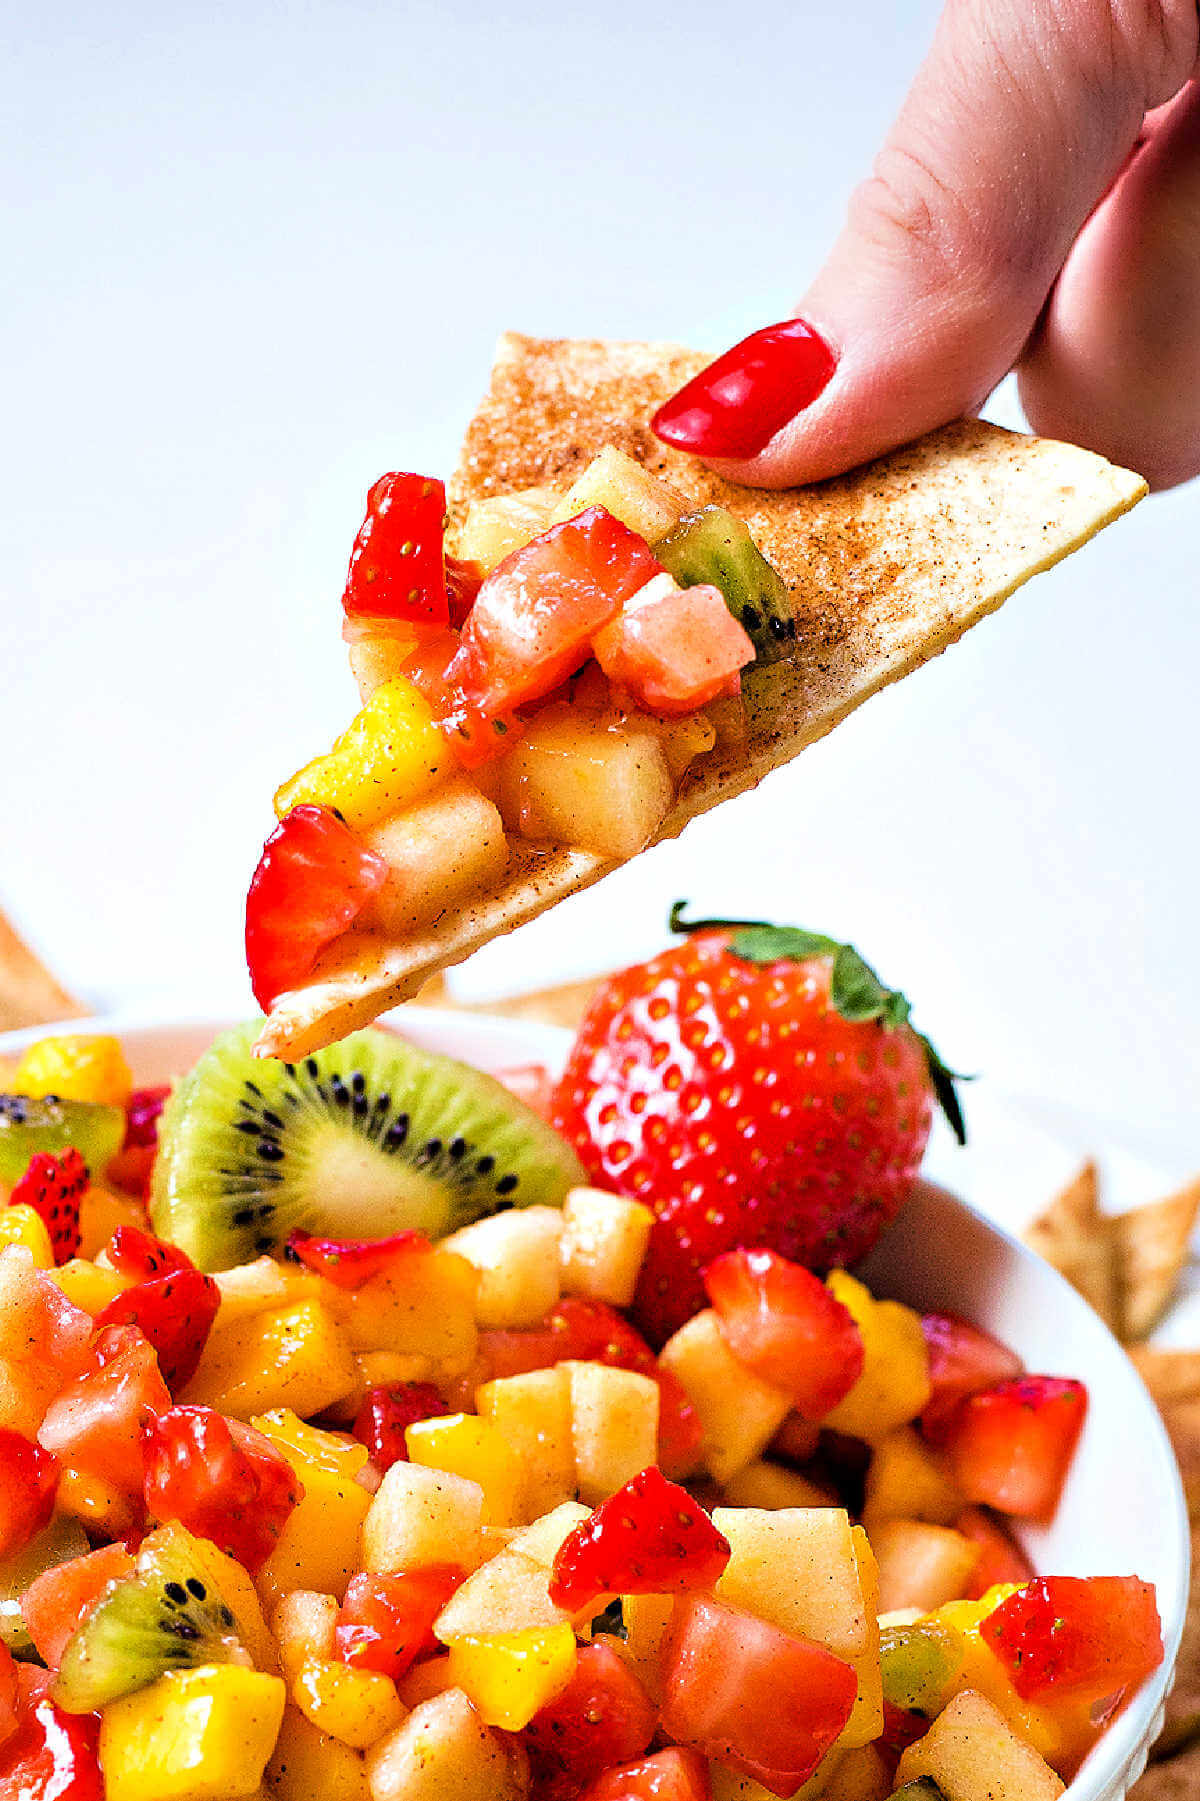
[[880, 1622, 962, 1714], [0, 1093, 126, 1186], [0, 1514, 91, 1658], [653, 507, 796, 663], [52, 1524, 255, 1713], [151, 1023, 586, 1271]]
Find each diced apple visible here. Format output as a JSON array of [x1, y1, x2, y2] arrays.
[[549, 447, 687, 544], [712, 1507, 871, 1662], [455, 486, 562, 573], [360, 779, 509, 939], [272, 1591, 339, 1682], [559, 1189, 654, 1308], [434, 1549, 570, 1639], [347, 626, 422, 705], [870, 1519, 981, 1614], [659, 1310, 791, 1482], [823, 1745, 890, 1800], [444, 1208, 564, 1329], [861, 1427, 963, 1534], [565, 1360, 659, 1505], [708, 1754, 852, 1801], [265, 1704, 372, 1800], [506, 1503, 591, 1567], [895, 1689, 1065, 1800], [495, 705, 674, 861], [362, 1462, 487, 1576], [395, 1654, 456, 1711], [365, 1688, 529, 1801], [476, 1367, 576, 1518], [721, 1461, 836, 1511]]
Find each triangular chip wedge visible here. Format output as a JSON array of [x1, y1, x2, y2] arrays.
[[1023, 1160, 1120, 1332], [1115, 1177, 1200, 1342], [254, 333, 1146, 1058]]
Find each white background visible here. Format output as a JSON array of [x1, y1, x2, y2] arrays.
[[4, 0, 1197, 1176]]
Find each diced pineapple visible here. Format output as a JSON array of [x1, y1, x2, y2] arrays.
[[264, 1705, 370, 1801], [406, 1414, 524, 1526], [274, 678, 451, 832], [185, 1300, 358, 1421], [360, 779, 509, 939], [77, 1185, 148, 1260], [346, 625, 423, 705], [565, 1360, 658, 1505], [659, 1310, 791, 1482], [15, 1033, 132, 1106], [99, 1664, 287, 1801], [861, 1427, 963, 1533], [292, 1658, 406, 1750], [871, 1520, 981, 1615], [362, 1462, 487, 1576], [454, 485, 562, 573], [895, 1689, 1065, 1800], [824, 1744, 890, 1800], [622, 1592, 673, 1704], [476, 1367, 576, 1518], [721, 1461, 836, 1511], [434, 1549, 570, 1639], [272, 1591, 339, 1683], [49, 1256, 131, 1314], [558, 1188, 653, 1308], [549, 446, 687, 544], [444, 1208, 564, 1329], [446, 1625, 577, 1730], [252, 1414, 374, 1608], [495, 704, 674, 860], [713, 1507, 872, 1662], [0, 1204, 55, 1267], [364, 1688, 529, 1801], [822, 1273, 931, 1441], [332, 1250, 478, 1377]]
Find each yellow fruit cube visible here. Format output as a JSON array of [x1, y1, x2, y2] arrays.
[[862, 1426, 963, 1532], [721, 1460, 836, 1511], [822, 1272, 931, 1441], [622, 1592, 673, 1705], [476, 1366, 576, 1518], [274, 678, 450, 831], [99, 1664, 286, 1801], [454, 485, 561, 572], [77, 1186, 149, 1260], [445, 1624, 577, 1730], [434, 1549, 571, 1640], [363, 1461, 487, 1575], [444, 1207, 564, 1328], [714, 1506, 872, 1661], [264, 1705, 370, 1800], [56, 1464, 141, 1538], [872, 1519, 981, 1614], [333, 1249, 478, 1377], [559, 1187, 654, 1308], [549, 447, 687, 543], [406, 1413, 524, 1526], [16, 1033, 132, 1106], [250, 1411, 373, 1606], [184, 1300, 358, 1420], [931, 1591, 1093, 1769], [565, 1360, 659, 1505], [895, 1688, 1065, 1800], [365, 1689, 528, 1801], [292, 1658, 405, 1750], [272, 1591, 339, 1682], [659, 1309, 791, 1482], [49, 1256, 130, 1313], [395, 1652, 456, 1709], [0, 1204, 55, 1267]]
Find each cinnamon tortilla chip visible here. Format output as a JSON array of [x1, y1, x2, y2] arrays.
[[1117, 1180, 1200, 1342], [1024, 1161, 1119, 1331], [1130, 1346, 1200, 1411], [256, 334, 1147, 1058]]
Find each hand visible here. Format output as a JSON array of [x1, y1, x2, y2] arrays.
[[652, 0, 1200, 491]]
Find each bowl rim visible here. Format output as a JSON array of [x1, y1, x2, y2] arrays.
[[1, 1005, 1189, 1799]]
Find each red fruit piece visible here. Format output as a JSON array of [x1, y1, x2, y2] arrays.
[[334, 1567, 463, 1680], [661, 1593, 858, 1796], [495, 1064, 555, 1120], [38, 1325, 171, 1495], [399, 628, 521, 769], [955, 1507, 1034, 1599], [457, 507, 664, 717], [981, 1575, 1163, 1704], [0, 1429, 58, 1559], [445, 555, 484, 626], [920, 1312, 1023, 1435], [287, 1228, 430, 1291], [549, 1466, 730, 1613], [522, 1640, 657, 1801], [107, 1087, 172, 1198], [594, 576, 754, 715], [880, 1699, 929, 1757], [580, 1748, 712, 1801], [941, 1375, 1088, 1522], [96, 1266, 220, 1391], [343, 472, 449, 626], [0, 1696, 103, 1801], [22, 1542, 135, 1668], [141, 1406, 303, 1572], [245, 804, 389, 1009], [703, 1247, 864, 1419], [352, 1383, 446, 1472], [0, 1640, 16, 1746], [553, 914, 958, 1345], [106, 1225, 191, 1283], [10, 1149, 87, 1263]]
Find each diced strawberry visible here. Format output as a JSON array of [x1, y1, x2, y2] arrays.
[[245, 804, 389, 1009], [10, 1150, 87, 1263], [703, 1248, 864, 1419], [769, 1413, 823, 1465], [334, 1567, 463, 1680], [955, 1506, 1034, 1598], [522, 1640, 657, 1801], [0, 1429, 58, 1559], [941, 1375, 1087, 1521], [96, 1265, 220, 1391], [398, 628, 521, 769], [106, 1087, 172, 1198], [287, 1228, 430, 1291], [495, 1064, 555, 1120], [38, 1326, 171, 1495], [579, 1748, 712, 1801], [343, 473, 449, 627], [105, 1225, 191, 1283], [661, 1593, 858, 1796], [141, 1406, 303, 1573], [21, 1542, 134, 1668], [920, 1312, 1023, 1435], [0, 1696, 103, 1800], [352, 1383, 446, 1472], [593, 575, 754, 715], [457, 507, 664, 716], [0, 1641, 15, 1747], [549, 1466, 730, 1613], [981, 1575, 1163, 1704], [880, 1699, 929, 1757]]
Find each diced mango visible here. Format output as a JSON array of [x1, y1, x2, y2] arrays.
[[49, 1256, 131, 1313], [565, 1360, 658, 1505], [444, 1208, 564, 1329], [251, 1412, 373, 1607], [476, 1366, 576, 1518], [445, 1624, 577, 1730], [99, 1664, 286, 1801], [559, 1187, 654, 1308], [364, 1689, 528, 1801], [862, 1426, 963, 1532], [406, 1413, 524, 1526], [895, 1688, 1065, 1800], [274, 678, 450, 832], [841, 1525, 884, 1750], [659, 1310, 791, 1481], [264, 1705, 370, 1800], [362, 1461, 487, 1576], [622, 1591, 674, 1705], [395, 1652, 456, 1709], [184, 1300, 358, 1420], [77, 1186, 148, 1260], [292, 1657, 405, 1750], [56, 1464, 141, 1538], [822, 1272, 932, 1441], [16, 1034, 132, 1106], [930, 1592, 1094, 1769], [332, 1249, 478, 1377], [0, 1204, 55, 1267]]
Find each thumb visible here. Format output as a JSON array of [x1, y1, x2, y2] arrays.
[[653, 0, 1199, 486]]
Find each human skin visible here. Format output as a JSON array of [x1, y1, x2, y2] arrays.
[[652, 0, 1200, 491]]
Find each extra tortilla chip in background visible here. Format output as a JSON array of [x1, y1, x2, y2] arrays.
[[1024, 1160, 1120, 1332], [1117, 1180, 1200, 1342], [256, 334, 1146, 1058]]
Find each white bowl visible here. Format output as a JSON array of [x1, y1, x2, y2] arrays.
[[0, 1008, 1188, 1801]]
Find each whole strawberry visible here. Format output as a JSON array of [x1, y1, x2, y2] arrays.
[[552, 907, 963, 1344]]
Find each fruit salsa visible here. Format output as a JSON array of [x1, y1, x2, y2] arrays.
[[0, 921, 1165, 1801]]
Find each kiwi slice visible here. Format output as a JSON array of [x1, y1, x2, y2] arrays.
[[0, 1093, 126, 1186], [653, 507, 796, 663], [151, 1022, 586, 1271], [52, 1524, 255, 1713], [0, 1514, 91, 1658]]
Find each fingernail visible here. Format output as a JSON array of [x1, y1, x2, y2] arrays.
[[652, 317, 837, 458]]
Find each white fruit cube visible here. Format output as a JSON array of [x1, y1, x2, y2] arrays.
[[895, 1689, 1065, 1800], [361, 779, 509, 940], [271, 1591, 338, 1682], [214, 1257, 293, 1323], [559, 1189, 653, 1308], [658, 1310, 791, 1482], [712, 1507, 871, 1660], [455, 486, 562, 572], [506, 1503, 590, 1567], [434, 1549, 569, 1639], [549, 446, 687, 544], [565, 1361, 658, 1505], [365, 1689, 529, 1801], [870, 1519, 980, 1615], [444, 1208, 564, 1329], [476, 1368, 576, 1518], [362, 1463, 486, 1576], [495, 705, 674, 861]]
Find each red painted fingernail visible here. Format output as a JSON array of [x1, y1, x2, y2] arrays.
[[652, 317, 837, 458]]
